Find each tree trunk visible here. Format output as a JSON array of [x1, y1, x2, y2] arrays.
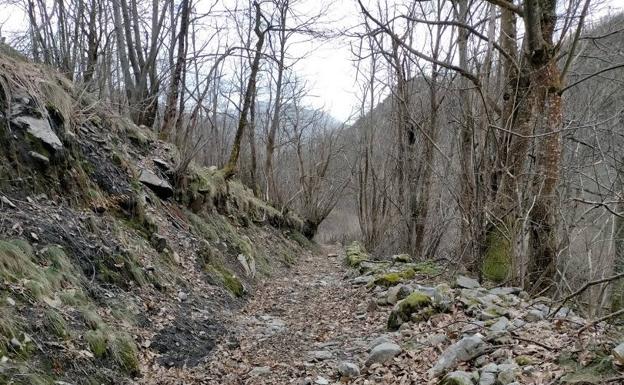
[[222, 2, 265, 180], [160, 0, 190, 140]]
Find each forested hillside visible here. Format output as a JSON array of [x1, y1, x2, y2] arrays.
[[1, 0, 624, 384]]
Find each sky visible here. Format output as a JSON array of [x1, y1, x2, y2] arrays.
[[1, 0, 623, 122]]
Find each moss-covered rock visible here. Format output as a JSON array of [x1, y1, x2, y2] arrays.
[[373, 268, 416, 287], [388, 291, 432, 330], [345, 242, 368, 267]]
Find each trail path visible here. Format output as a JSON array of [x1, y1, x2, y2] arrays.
[[204, 246, 387, 384], [157, 245, 613, 385]]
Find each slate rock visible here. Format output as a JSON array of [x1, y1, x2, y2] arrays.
[[429, 335, 485, 378], [139, 169, 174, 199], [489, 317, 510, 333], [309, 350, 332, 361], [497, 363, 520, 384], [248, 366, 271, 376], [13, 115, 63, 152], [479, 364, 498, 385], [368, 336, 395, 351], [525, 309, 544, 322], [456, 275, 480, 289], [365, 342, 401, 366]]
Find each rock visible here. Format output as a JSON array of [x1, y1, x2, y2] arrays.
[[525, 309, 544, 322], [489, 317, 510, 333], [479, 364, 498, 385], [327, 253, 338, 258], [429, 335, 485, 378], [368, 336, 395, 351], [5, 297, 15, 306], [28, 150, 50, 166], [337, 361, 360, 378], [511, 318, 526, 329], [392, 254, 411, 263], [352, 275, 374, 286], [497, 363, 519, 384], [152, 158, 171, 171], [9, 337, 22, 350], [427, 333, 449, 346], [237, 254, 256, 278], [365, 342, 402, 366], [613, 342, 624, 365], [309, 350, 332, 361], [150, 233, 168, 252], [1, 196, 16, 209], [388, 291, 433, 330], [12, 115, 64, 152], [489, 287, 521, 296], [456, 275, 480, 289], [139, 169, 174, 199], [441, 371, 475, 385], [248, 366, 271, 376], [387, 284, 413, 304], [177, 290, 188, 302], [315, 376, 329, 385]]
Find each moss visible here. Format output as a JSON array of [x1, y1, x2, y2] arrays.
[[388, 291, 432, 330], [482, 227, 512, 282], [44, 309, 68, 338], [373, 268, 416, 287], [109, 332, 139, 374], [206, 265, 244, 297], [412, 261, 441, 275], [85, 329, 107, 358], [515, 355, 536, 366], [345, 242, 368, 267]]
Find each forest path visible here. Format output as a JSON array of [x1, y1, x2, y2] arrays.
[[203, 245, 387, 384]]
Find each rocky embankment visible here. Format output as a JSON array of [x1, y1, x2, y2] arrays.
[[0, 47, 313, 385]]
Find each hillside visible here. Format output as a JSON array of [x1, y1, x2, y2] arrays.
[[0, 48, 314, 384]]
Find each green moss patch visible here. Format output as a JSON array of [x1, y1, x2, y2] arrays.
[[206, 265, 244, 297], [482, 228, 511, 282], [373, 269, 416, 287]]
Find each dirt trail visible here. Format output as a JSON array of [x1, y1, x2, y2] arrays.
[[203, 246, 385, 384]]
